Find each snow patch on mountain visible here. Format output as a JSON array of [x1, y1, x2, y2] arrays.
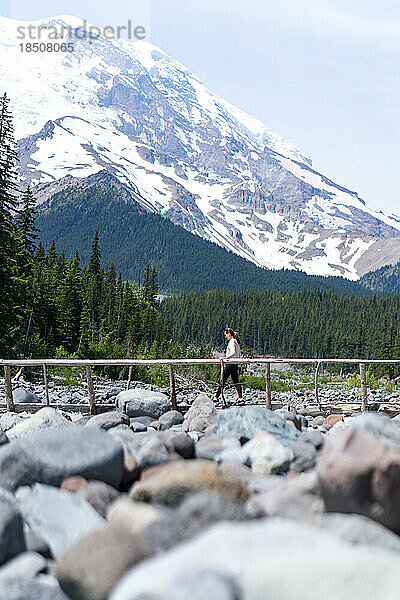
[[1, 13, 400, 279]]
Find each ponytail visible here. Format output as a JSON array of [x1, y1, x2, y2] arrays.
[[234, 331, 241, 346], [225, 328, 241, 347]]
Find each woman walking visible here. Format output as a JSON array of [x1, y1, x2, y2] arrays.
[[215, 328, 243, 401]]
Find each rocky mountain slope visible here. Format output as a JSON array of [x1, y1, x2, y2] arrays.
[[1, 14, 400, 279], [361, 262, 400, 295], [35, 170, 369, 295]]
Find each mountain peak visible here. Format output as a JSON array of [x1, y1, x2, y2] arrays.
[[3, 14, 400, 279]]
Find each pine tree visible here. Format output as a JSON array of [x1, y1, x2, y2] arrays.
[[85, 230, 103, 343], [0, 93, 22, 352], [88, 230, 101, 276], [57, 252, 82, 352], [142, 262, 158, 306], [77, 299, 91, 356], [15, 186, 38, 255]]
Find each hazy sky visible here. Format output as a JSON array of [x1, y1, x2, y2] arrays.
[[2, 0, 399, 215]]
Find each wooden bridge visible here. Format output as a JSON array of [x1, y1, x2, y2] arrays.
[[1, 357, 400, 414]]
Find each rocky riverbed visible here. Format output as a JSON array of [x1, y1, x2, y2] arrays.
[[2, 373, 400, 414], [0, 385, 400, 599]]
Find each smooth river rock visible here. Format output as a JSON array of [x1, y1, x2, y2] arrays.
[[317, 427, 400, 533], [115, 389, 171, 419], [158, 410, 184, 430], [182, 394, 217, 433], [85, 411, 130, 431], [0, 552, 68, 600], [16, 484, 106, 558], [6, 407, 73, 441], [0, 426, 124, 491], [0, 488, 26, 565], [12, 387, 41, 404], [130, 459, 251, 506], [56, 526, 153, 600], [109, 518, 400, 600], [349, 412, 400, 449], [213, 406, 300, 445]]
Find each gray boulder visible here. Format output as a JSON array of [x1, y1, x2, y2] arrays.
[[56, 526, 153, 600], [76, 480, 120, 518], [13, 387, 41, 404], [317, 427, 400, 533], [290, 439, 318, 472], [7, 407, 73, 441], [182, 394, 217, 433], [213, 406, 300, 445], [177, 491, 246, 535], [108, 429, 182, 471], [129, 416, 154, 427], [196, 434, 241, 462], [137, 489, 246, 556], [159, 569, 241, 600], [0, 552, 68, 600], [24, 526, 52, 558], [157, 431, 195, 459], [299, 429, 324, 450], [0, 551, 47, 582], [16, 484, 106, 558], [109, 518, 400, 600], [0, 426, 124, 491], [0, 412, 25, 432], [241, 432, 293, 474], [317, 513, 400, 553], [0, 576, 68, 600], [106, 387, 123, 399], [158, 410, 184, 430], [107, 497, 165, 536], [246, 471, 324, 522], [116, 389, 171, 419], [0, 488, 26, 565], [130, 421, 147, 432], [85, 411, 129, 431], [0, 428, 8, 446], [350, 413, 400, 449]]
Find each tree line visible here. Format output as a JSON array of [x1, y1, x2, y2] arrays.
[[161, 288, 400, 372]]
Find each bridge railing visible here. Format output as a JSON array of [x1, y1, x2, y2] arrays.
[[1, 357, 400, 414]]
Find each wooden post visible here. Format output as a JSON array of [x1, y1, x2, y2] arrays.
[[43, 363, 50, 406], [85, 366, 97, 415], [315, 361, 322, 410], [126, 366, 133, 390], [220, 360, 227, 407], [4, 366, 15, 412], [265, 362, 272, 409], [360, 362, 368, 411], [169, 365, 178, 410]]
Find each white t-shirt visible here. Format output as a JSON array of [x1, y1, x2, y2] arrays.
[[226, 338, 241, 359]]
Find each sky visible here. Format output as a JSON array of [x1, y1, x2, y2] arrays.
[[1, 0, 399, 216]]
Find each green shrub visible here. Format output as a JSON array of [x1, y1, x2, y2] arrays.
[[48, 347, 84, 385], [347, 372, 380, 390]]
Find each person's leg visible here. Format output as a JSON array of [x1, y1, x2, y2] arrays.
[[230, 365, 242, 398], [215, 364, 233, 398]]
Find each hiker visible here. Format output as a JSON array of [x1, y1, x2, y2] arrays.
[[215, 328, 243, 401]]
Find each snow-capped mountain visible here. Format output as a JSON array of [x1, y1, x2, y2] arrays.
[[1, 14, 400, 279]]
